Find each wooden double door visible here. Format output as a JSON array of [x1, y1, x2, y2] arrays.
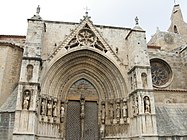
[[66, 100, 99, 140]]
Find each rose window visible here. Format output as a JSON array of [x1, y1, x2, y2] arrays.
[[150, 59, 172, 87]]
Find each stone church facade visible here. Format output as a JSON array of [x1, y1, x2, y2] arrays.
[[0, 4, 187, 140]]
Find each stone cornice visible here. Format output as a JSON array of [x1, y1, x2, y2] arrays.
[[153, 88, 187, 92], [0, 35, 26, 38], [22, 56, 42, 62], [0, 42, 23, 50], [129, 89, 153, 96], [125, 29, 145, 40], [128, 65, 151, 74], [19, 82, 40, 86]]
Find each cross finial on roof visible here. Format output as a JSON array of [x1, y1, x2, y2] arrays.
[[84, 6, 90, 17], [36, 5, 40, 15], [135, 16, 139, 25], [174, 0, 176, 4]]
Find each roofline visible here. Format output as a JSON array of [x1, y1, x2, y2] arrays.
[[28, 18, 132, 30], [154, 88, 187, 92], [125, 29, 145, 40], [0, 35, 26, 38], [0, 42, 23, 50], [147, 45, 161, 49]]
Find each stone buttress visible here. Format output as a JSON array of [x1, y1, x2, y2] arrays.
[[12, 13, 44, 140], [126, 19, 158, 140]]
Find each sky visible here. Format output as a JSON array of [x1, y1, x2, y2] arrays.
[[0, 0, 187, 41]]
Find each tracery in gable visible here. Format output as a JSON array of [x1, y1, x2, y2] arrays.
[[65, 24, 107, 52]]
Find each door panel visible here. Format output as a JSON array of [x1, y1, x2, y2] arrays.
[[84, 101, 99, 140], [66, 101, 99, 140], [66, 101, 81, 140]]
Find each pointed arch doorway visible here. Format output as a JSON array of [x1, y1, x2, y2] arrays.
[[65, 78, 99, 140]]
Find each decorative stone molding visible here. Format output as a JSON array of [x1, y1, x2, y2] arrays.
[[47, 17, 122, 65], [41, 50, 127, 100]]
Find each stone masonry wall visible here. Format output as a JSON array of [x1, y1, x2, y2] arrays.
[[0, 45, 23, 106], [0, 113, 15, 140]]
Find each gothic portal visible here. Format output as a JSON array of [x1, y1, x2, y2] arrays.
[[66, 79, 99, 140], [0, 3, 187, 140]]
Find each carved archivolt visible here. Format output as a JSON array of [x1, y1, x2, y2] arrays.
[[41, 50, 127, 100]]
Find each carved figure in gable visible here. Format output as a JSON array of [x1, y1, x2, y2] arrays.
[[101, 101, 106, 124], [47, 99, 53, 116], [26, 64, 33, 81], [141, 72, 148, 88], [41, 98, 46, 115], [22, 90, 31, 110], [144, 96, 151, 114], [52, 99, 58, 117]]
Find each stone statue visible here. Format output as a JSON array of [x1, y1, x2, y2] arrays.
[[41, 98, 46, 115], [60, 103, 65, 123], [109, 103, 114, 123], [133, 72, 137, 90], [141, 73, 148, 88], [122, 101, 127, 119], [133, 96, 139, 116], [36, 5, 40, 15], [100, 124, 105, 138], [135, 96, 139, 115], [23, 90, 30, 110], [47, 100, 52, 116], [144, 96, 151, 113], [101, 102, 105, 124], [116, 103, 120, 120], [80, 95, 85, 119], [53, 101, 57, 117], [80, 95, 85, 139]]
